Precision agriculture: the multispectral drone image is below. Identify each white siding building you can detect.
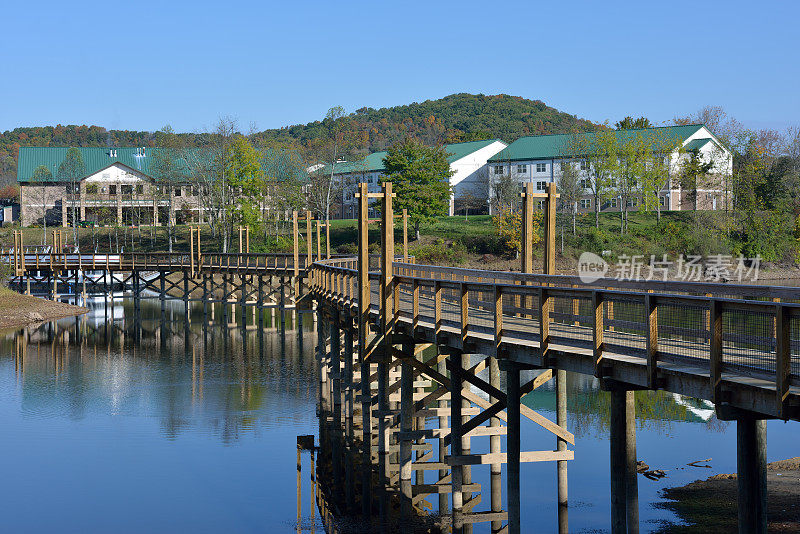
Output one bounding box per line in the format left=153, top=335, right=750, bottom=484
left=329, top=139, right=507, bottom=218
left=486, top=124, right=732, bottom=213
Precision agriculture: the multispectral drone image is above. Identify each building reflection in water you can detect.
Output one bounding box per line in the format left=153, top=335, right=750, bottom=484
left=3, top=298, right=318, bottom=444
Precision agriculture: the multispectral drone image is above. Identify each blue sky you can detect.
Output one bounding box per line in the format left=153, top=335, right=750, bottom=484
left=2, top=0, right=798, bottom=134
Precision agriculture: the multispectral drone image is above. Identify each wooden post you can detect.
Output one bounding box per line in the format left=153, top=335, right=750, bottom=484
left=710, top=299, right=723, bottom=403
left=489, top=355, right=503, bottom=534
left=377, top=183, right=394, bottom=524
left=646, top=294, right=658, bottom=389
left=609, top=389, right=627, bottom=534
left=325, top=220, right=331, bottom=260
left=306, top=211, right=313, bottom=267
left=737, top=415, right=767, bottom=534
left=544, top=182, right=556, bottom=274
left=593, top=291, right=605, bottom=377
left=776, top=304, right=791, bottom=419
left=504, top=360, right=521, bottom=534
left=292, top=211, right=300, bottom=299
left=556, top=368, right=569, bottom=534
left=316, top=220, right=322, bottom=261
left=438, top=352, right=450, bottom=516
left=190, top=226, right=195, bottom=277
left=521, top=182, right=534, bottom=274
left=399, top=340, right=414, bottom=513
left=356, top=182, right=372, bottom=519
left=402, top=208, right=408, bottom=262
left=451, top=350, right=465, bottom=534
left=330, top=309, right=342, bottom=497
left=626, top=390, right=639, bottom=534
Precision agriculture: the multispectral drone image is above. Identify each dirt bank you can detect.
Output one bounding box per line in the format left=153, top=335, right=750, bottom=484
left=658, top=457, right=800, bottom=533
left=0, top=288, right=87, bottom=330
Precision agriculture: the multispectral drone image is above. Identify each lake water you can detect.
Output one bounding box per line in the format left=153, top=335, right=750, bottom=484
left=1, top=298, right=797, bottom=533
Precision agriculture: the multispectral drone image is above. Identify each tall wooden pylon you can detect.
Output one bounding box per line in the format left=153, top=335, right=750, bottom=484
left=520, top=181, right=558, bottom=275
left=292, top=211, right=300, bottom=298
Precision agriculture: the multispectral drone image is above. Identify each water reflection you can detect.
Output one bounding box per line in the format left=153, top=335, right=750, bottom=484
left=2, top=297, right=797, bottom=533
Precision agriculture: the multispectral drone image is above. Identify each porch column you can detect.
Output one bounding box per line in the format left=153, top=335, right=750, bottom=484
left=79, top=182, right=86, bottom=221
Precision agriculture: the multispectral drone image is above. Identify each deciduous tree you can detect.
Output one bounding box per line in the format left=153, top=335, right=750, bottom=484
left=382, top=139, right=453, bottom=239
left=56, top=147, right=85, bottom=244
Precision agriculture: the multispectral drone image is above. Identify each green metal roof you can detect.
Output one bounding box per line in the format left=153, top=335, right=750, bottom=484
left=328, top=139, right=504, bottom=175
left=683, top=137, right=715, bottom=152
left=17, top=146, right=306, bottom=184
left=487, top=124, right=707, bottom=163
left=17, top=147, right=181, bottom=183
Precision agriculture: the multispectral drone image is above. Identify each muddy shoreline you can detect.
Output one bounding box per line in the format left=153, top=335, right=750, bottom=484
left=657, top=457, right=800, bottom=533
left=0, top=288, right=87, bottom=330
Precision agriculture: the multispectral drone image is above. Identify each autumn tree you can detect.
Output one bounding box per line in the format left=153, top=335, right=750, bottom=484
left=382, top=138, right=453, bottom=239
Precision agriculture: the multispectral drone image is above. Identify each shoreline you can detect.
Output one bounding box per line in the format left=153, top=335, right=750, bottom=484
left=657, top=457, right=800, bottom=533
left=0, top=287, right=88, bottom=331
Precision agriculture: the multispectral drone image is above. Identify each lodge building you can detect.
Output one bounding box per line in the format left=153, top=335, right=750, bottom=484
left=17, top=147, right=203, bottom=227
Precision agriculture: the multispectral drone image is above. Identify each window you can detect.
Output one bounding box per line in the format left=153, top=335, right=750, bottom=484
left=516, top=164, right=527, bottom=174
left=580, top=179, right=591, bottom=189
left=626, top=197, right=638, bottom=207
left=608, top=178, right=617, bottom=188
left=580, top=199, right=591, bottom=209
left=136, top=185, right=144, bottom=195
left=174, top=187, right=182, bottom=197
left=537, top=200, right=545, bottom=210
left=494, top=165, right=504, bottom=175
left=121, top=185, right=133, bottom=195
left=86, top=184, right=98, bottom=195
left=580, top=161, right=587, bottom=171
left=659, top=196, right=667, bottom=207
left=536, top=163, right=547, bottom=173
left=609, top=197, right=618, bottom=208
left=536, top=181, right=547, bottom=191
left=109, top=185, right=117, bottom=195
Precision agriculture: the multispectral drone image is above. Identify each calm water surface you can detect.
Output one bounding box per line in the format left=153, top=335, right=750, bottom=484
left=0, top=298, right=797, bottom=533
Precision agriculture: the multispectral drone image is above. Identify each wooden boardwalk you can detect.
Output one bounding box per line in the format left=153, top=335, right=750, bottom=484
left=5, top=189, right=797, bottom=533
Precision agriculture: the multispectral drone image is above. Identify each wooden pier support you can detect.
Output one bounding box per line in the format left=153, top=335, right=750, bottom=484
left=556, top=368, right=569, bottom=534
left=609, top=388, right=638, bottom=534
left=737, top=416, right=767, bottom=534
left=502, top=359, right=522, bottom=534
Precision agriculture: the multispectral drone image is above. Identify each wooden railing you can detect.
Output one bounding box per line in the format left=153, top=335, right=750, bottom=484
left=0, top=250, right=350, bottom=273
left=310, top=259, right=800, bottom=420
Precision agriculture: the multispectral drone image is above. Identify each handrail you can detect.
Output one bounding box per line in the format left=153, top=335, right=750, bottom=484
left=308, top=258, right=800, bottom=421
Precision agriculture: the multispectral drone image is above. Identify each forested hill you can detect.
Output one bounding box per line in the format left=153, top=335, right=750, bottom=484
left=251, top=93, right=599, bottom=152
left=1, top=93, right=598, bottom=182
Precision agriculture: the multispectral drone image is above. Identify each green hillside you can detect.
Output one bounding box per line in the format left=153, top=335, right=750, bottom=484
left=1, top=93, right=599, bottom=183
